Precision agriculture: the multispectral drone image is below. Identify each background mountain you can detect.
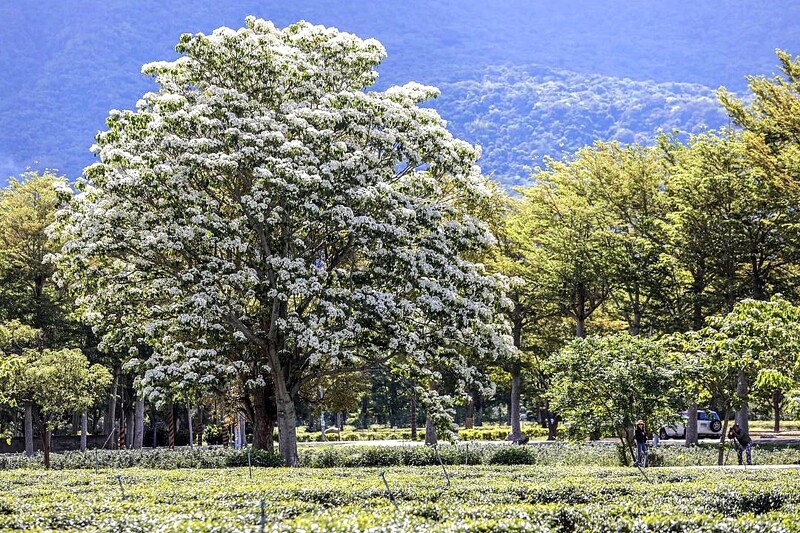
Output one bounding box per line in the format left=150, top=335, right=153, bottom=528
left=1, top=1, right=798, bottom=187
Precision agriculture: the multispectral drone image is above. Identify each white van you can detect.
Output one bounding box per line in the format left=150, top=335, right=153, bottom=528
left=658, top=410, right=723, bottom=439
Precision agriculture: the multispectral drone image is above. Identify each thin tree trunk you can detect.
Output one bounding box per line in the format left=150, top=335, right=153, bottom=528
left=685, top=404, right=698, bottom=446
left=618, top=430, right=631, bottom=467
left=473, top=389, right=483, bottom=426
left=238, top=412, right=247, bottom=449
left=125, top=404, right=134, bottom=449
left=42, top=423, right=51, bottom=469
left=508, top=305, right=523, bottom=442
left=187, top=404, right=194, bottom=449
left=24, top=403, right=34, bottom=457
left=409, top=382, right=417, bottom=440
left=544, top=403, right=559, bottom=441
left=80, top=411, right=88, bottom=451
left=508, top=362, right=522, bottom=441
left=717, top=406, right=732, bottom=466
left=464, top=396, right=474, bottom=429
left=104, top=366, right=120, bottom=439
left=167, top=404, right=175, bottom=450
left=134, top=398, right=144, bottom=449
left=773, top=390, right=783, bottom=433
left=197, top=406, right=204, bottom=446
left=152, top=412, right=158, bottom=448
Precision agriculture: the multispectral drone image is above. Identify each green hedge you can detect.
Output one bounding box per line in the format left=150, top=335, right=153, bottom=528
left=4, top=441, right=799, bottom=470
left=298, top=424, right=550, bottom=442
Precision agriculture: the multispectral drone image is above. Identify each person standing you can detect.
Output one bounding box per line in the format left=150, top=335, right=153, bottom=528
left=634, top=420, right=648, bottom=467
left=728, top=423, right=752, bottom=465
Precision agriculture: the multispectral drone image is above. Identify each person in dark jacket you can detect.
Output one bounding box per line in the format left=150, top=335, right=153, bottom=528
left=728, top=423, right=752, bottom=465
left=634, top=419, right=648, bottom=467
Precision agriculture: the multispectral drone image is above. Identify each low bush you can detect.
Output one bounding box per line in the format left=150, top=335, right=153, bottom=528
left=3, top=441, right=800, bottom=470
left=2, top=465, right=800, bottom=531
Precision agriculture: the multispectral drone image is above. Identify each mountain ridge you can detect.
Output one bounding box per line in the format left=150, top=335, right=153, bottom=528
left=1, top=1, right=797, bottom=186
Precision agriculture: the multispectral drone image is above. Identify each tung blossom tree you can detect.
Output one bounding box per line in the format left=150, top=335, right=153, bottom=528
left=52, top=18, right=514, bottom=465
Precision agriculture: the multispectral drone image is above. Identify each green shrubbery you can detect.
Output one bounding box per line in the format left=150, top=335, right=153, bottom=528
left=296, top=424, right=550, bottom=442
left=2, top=465, right=800, bottom=531
left=4, top=441, right=800, bottom=470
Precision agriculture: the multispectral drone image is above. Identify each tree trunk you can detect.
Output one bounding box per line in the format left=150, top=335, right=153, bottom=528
left=473, top=389, right=483, bottom=426
left=167, top=404, right=175, bottom=450
left=152, top=412, right=158, bottom=448
left=773, top=389, right=783, bottom=433
left=425, top=414, right=438, bottom=445
left=618, top=430, right=631, bottom=467
left=238, top=412, right=247, bottom=449
left=134, top=398, right=144, bottom=449
left=508, top=304, right=523, bottom=441
left=685, top=404, right=698, bottom=446
left=80, top=411, right=88, bottom=451
left=42, top=423, right=51, bottom=469
left=752, top=256, right=763, bottom=301
left=252, top=385, right=276, bottom=452
left=507, top=362, right=523, bottom=441
left=543, top=404, right=559, bottom=441
left=187, top=404, right=194, bottom=449
left=735, top=370, right=750, bottom=436
left=575, top=316, right=586, bottom=338
left=118, top=409, right=126, bottom=449
left=464, top=395, right=474, bottom=429
left=125, top=404, right=134, bottom=449
left=104, top=366, right=120, bottom=446
left=409, top=383, right=417, bottom=440
left=196, top=407, right=204, bottom=446
left=717, top=406, right=732, bottom=466
left=24, top=403, right=34, bottom=457
left=631, top=310, right=642, bottom=336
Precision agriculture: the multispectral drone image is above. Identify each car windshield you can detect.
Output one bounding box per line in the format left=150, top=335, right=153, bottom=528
left=697, top=411, right=720, bottom=421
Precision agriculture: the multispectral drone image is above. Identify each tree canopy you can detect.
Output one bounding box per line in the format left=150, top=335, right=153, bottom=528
left=53, top=18, right=514, bottom=464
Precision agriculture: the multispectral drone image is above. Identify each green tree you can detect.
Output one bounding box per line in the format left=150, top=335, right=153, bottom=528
left=718, top=50, right=800, bottom=198
left=0, top=172, right=70, bottom=344
left=562, top=142, right=676, bottom=335
left=517, top=154, right=615, bottom=338
left=53, top=18, right=513, bottom=465
left=16, top=348, right=111, bottom=467
left=546, top=333, right=682, bottom=465
left=500, top=195, right=567, bottom=440
left=704, top=296, right=800, bottom=437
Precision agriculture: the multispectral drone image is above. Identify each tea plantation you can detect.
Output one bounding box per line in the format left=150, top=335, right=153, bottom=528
left=2, top=463, right=800, bottom=532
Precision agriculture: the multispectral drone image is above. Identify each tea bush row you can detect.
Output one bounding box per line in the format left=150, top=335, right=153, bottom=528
left=3, top=441, right=800, bottom=470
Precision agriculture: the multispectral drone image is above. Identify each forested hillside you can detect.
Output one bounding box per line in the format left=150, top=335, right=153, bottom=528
left=435, top=66, right=728, bottom=187
left=0, top=1, right=798, bottom=185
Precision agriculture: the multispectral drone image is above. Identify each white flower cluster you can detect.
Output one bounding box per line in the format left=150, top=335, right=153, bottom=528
left=51, top=18, right=515, bottom=435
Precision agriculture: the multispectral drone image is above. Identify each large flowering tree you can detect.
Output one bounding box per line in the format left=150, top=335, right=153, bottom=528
left=53, top=18, right=513, bottom=464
